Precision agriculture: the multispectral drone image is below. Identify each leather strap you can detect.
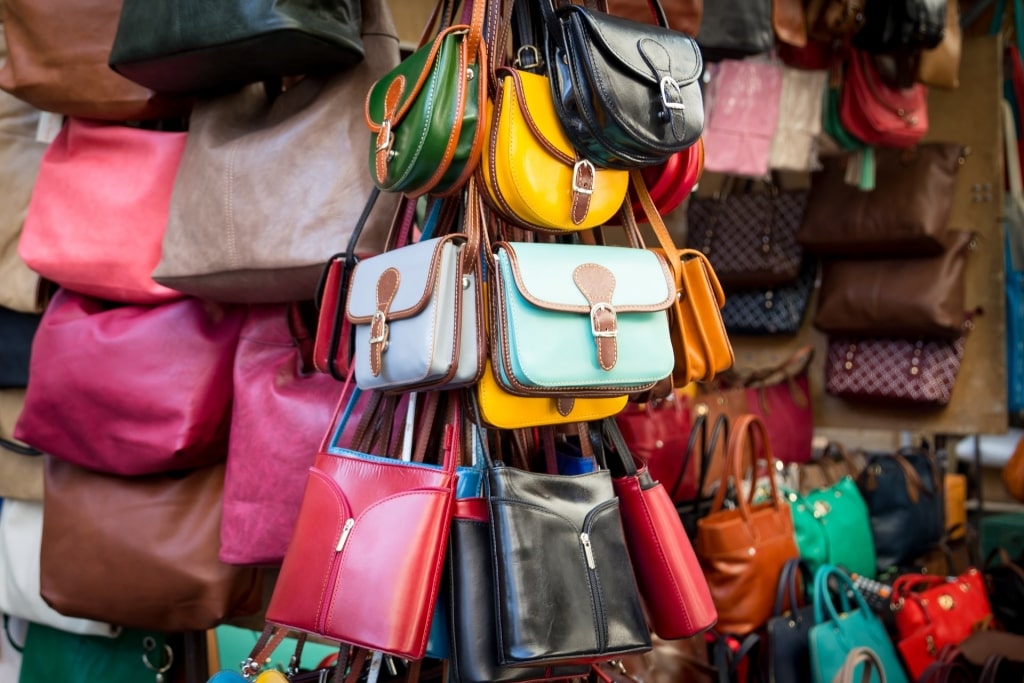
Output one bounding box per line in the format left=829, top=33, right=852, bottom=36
left=709, top=415, right=784, bottom=521
left=834, top=647, right=884, bottom=683
left=0, top=436, right=42, bottom=457
left=979, top=655, right=1008, bottom=683
left=241, top=626, right=290, bottom=677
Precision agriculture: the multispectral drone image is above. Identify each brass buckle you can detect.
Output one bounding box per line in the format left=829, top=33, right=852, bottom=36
left=572, top=159, right=595, bottom=195
left=375, top=119, right=393, bottom=153
left=369, top=311, right=389, bottom=349
left=513, top=44, right=543, bottom=70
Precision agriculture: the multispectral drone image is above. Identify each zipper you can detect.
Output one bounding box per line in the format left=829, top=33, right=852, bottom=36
left=578, top=530, right=604, bottom=649
left=336, top=518, right=355, bottom=552
left=318, top=516, right=355, bottom=633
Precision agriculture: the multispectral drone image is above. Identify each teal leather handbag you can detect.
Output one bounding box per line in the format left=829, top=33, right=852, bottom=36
left=490, top=241, right=676, bottom=397
left=809, top=565, right=909, bottom=683
left=787, top=477, right=877, bottom=579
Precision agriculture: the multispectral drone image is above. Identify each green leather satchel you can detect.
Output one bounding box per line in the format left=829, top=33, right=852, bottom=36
left=786, top=476, right=877, bottom=580
left=365, top=2, right=486, bottom=197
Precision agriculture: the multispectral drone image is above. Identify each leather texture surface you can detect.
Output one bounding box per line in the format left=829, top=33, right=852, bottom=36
left=13, top=290, right=243, bottom=476
left=853, top=0, right=945, bottom=52
left=787, top=476, right=877, bottom=579
left=696, top=0, right=773, bottom=57
left=487, top=464, right=651, bottom=665
left=40, top=457, right=264, bottom=631
left=721, top=256, right=817, bottom=336
left=153, top=0, right=399, bottom=303
left=0, top=307, right=38, bottom=388
left=544, top=3, right=704, bottom=168
left=614, top=391, right=695, bottom=501
left=0, top=389, right=43, bottom=501
left=798, top=143, right=966, bottom=257
left=109, top=0, right=364, bottom=94
left=19, top=119, right=187, bottom=304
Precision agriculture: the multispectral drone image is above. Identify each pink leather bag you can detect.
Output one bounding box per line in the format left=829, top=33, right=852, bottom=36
left=18, top=118, right=186, bottom=304
left=219, top=304, right=345, bottom=566
left=14, top=289, right=245, bottom=475
left=702, top=59, right=784, bottom=178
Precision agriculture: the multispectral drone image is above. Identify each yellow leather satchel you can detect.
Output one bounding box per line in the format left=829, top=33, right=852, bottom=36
left=481, top=67, right=628, bottom=232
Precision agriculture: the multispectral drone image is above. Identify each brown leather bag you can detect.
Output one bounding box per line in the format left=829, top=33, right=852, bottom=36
left=695, top=414, right=800, bottom=635
left=918, top=0, right=962, bottom=89
left=605, top=0, right=702, bottom=36
left=1002, top=434, right=1024, bottom=503
left=0, top=0, right=187, bottom=120
left=814, top=229, right=975, bottom=339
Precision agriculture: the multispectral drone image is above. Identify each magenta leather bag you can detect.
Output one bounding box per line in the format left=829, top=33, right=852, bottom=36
left=702, top=59, right=784, bottom=178
left=219, top=304, right=346, bottom=566
left=14, top=289, right=245, bottom=475
left=18, top=118, right=186, bottom=304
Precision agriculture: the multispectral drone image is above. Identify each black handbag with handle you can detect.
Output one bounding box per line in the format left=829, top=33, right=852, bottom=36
left=766, top=559, right=815, bottom=683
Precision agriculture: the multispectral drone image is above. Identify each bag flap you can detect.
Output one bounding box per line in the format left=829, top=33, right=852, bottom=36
left=496, top=241, right=674, bottom=313
left=507, top=69, right=574, bottom=162
left=561, top=7, right=702, bottom=88
left=346, top=236, right=462, bottom=322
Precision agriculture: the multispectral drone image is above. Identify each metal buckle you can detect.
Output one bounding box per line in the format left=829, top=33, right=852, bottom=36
left=589, top=302, right=617, bottom=338
left=369, top=310, right=389, bottom=346
left=659, top=76, right=686, bottom=111
left=572, top=159, right=595, bottom=195
left=513, top=44, right=543, bottom=70
left=375, top=119, right=393, bottom=153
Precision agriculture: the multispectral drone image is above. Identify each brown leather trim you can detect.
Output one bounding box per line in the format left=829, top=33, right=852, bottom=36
left=503, top=67, right=574, bottom=164
left=370, top=267, right=400, bottom=376
left=570, top=159, right=595, bottom=226
left=572, top=262, right=618, bottom=371
left=432, top=39, right=489, bottom=198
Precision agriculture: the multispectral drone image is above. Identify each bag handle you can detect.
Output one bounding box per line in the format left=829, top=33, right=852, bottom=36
left=773, top=557, right=813, bottom=617
left=240, top=625, right=292, bottom=677
left=813, top=565, right=873, bottom=627
left=834, top=647, right=886, bottom=683
left=708, top=415, right=784, bottom=525
left=0, top=436, right=42, bottom=457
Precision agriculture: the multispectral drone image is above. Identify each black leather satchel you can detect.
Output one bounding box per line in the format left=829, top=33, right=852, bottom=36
left=0, top=306, right=40, bottom=388
left=538, top=0, right=703, bottom=169
left=486, top=461, right=651, bottom=665
left=766, top=559, right=815, bottom=683
left=853, top=0, right=946, bottom=52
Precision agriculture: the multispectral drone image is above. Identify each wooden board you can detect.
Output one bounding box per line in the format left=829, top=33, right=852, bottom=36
left=722, top=36, right=1009, bottom=436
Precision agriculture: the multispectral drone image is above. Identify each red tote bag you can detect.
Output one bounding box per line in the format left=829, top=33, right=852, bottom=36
left=14, top=289, right=244, bottom=475
left=18, top=118, right=187, bottom=304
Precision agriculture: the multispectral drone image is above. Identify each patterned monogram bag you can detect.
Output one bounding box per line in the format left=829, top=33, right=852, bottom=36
left=720, top=256, right=817, bottom=335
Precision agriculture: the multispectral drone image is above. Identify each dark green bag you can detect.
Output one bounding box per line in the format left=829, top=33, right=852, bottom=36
left=109, top=0, right=364, bottom=94
left=18, top=622, right=172, bottom=683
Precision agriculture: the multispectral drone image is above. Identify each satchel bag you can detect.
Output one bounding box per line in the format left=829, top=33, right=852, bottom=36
left=787, top=477, right=877, bottom=579
left=481, top=66, right=628, bottom=231
left=798, top=143, right=967, bottom=257
left=18, top=119, right=188, bottom=304
left=604, top=419, right=717, bottom=639
left=721, top=256, right=817, bottom=336
left=892, top=570, right=993, bottom=680
left=0, top=307, right=38, bottom=388
left=856, top=448, right=945, bottom=571
left=14, top=290, right=244, bottom=476
left=808, top=565, right=909, bottom=683
left=983, top=548, right=1024, bottom=634
left=0, top=390, right=43, bottom=501
left=825, top=328, right=970, bottom=407
left=767, top=559, right=816, bottom=683
left=266, top=389, right=458, bottom=659
left=686, top=180, right=807, bottom=290
left=0, top=0, right=186, bottom=120
left=814, top=230, right=974, bottom=339
left=853, top=0, right=946, bottom=52
left=40, top=457, right=264, bottom=631
left=695, top=414, right=800, bottom=635
left=840, top=49, right=928, bottom=149
left=108, top=0, right=363, bottom=94
left=365, top=0, right=485, bottom=197
left=152, top=0, right=399, bottom=304
left=489, top=241, right=675, bottom=397
left=539, top=0, right=704, bottom=169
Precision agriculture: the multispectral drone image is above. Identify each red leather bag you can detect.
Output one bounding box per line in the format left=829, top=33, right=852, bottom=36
left=605, top=419, right=717, bottom=639
left=14, top=290, right=244, bottom=475
left=614, top=389, right=695, bottom=501
left=893, top=569, right=994, bottom=680
left=621, top=139, right=704, bottom=223
left=265, top=390, right=457, bottom=659
left=18, top=119, right=187, bottom=304
left=840, top=49, right=928, bottom=148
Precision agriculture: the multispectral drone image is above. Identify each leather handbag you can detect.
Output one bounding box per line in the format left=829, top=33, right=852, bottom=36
left=840, top=49, right=928, bottom=149
left=786, top=476, right=877, bottom=579
left=855, top=447, right=945, bottom=572
left=767, top=558, right=815, bottom=683
left=0, top=390, right=43, bottom=501
left=702, top=59, right=785, bottom=179
left=18, top=622, right=174, bottom=683
left=266, top=389, right=458, bottom=659
left=721, top=256, right=817, bottom=336
left=485, top=445, right=651, bottom=665
left=364, top=0, right=485, bottom=197
left=0, top=307, right=38, bottom=388
left=825, top=327, right=970, bottom=407
left=18, top=118, right=188, bottom=304
left=674, top=412, right=729, bottom=537
left=108, top=0, right=363, bottom=94
left=686, top=179, right=806, bottom=289
left=814, top=230, right=974, bottom=339
left=624, top=139, right=705, bottom=222
left=918, top=0, right=961, bottom=89
left=605, top=0, right=702, bottom=36
left=833, top=648, right=886, bottom=683
left=768, top=68, right=828, bottom=173
left=798, top=143, right=967, bottom=257
left=808, top=565, right=909, bottom=683
left=489, top=241, right=675, bottom=397
left=152, top=0, right=399, bottom=304
left=0, top=499, right=119, bottom=637
left=39, top=457, right=265, bottom=631
left=892, top=569, right=993, bottom=680
left=604, top=419, right=717, bottom=639
left=219, top=304, right=344, bottom=566
left=805, top=0, right=867, bottom=41
left=14, top=290, right=244, bottom=476
left=799, top=444, right=867, bottom=495
left=695, top=414, right=800, bottom=635
left=539, top=0, right=704, bottom=169
left=481, top=66, right=628, bottom=231
left=696, top=0, right=774, bottom=59
left=614, top=389, right=695, bottom=501
left=853, top=0, right=946, bottom=52
left=983, top=548, right=1024, bottom=634
left=0, top=0, right=186, bottom=120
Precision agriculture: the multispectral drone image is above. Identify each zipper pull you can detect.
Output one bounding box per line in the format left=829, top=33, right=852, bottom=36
left=580, top=532, right=596, bottom=569
left=335, top=518, right=355, bottom=552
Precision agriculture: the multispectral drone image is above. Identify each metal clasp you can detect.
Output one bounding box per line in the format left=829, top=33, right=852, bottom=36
left=659, top=76, right=686, bottom=111
left=369, top=310, right=389, bottom=349
left=572, top=159, right=595, bottom=195
left=590, top=302, right=617, bottom=338
left=375, top=119, right=393, bottom=153
left=513, top=44, right=543, bottom=70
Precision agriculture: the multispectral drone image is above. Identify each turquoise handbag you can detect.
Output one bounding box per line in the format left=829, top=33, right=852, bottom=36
left=786, top=477, right=877, bottom=579
left=490, top=242, right=676, bottom=397
left=808, top=565, right=909, bottom=683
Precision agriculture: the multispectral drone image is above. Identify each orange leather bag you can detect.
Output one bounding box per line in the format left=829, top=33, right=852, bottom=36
left=695, top=414, right=799, bottom=635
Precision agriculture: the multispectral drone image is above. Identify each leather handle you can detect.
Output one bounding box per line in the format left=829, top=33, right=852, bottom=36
left=773, top=558, right=811, bottom=617
left=0, top=436, right=42, bottom=457
left=979, top=655, right=1008, bottom=683
left=709, top=415, right=782, bottom=523
left=813, top=566, right=872, bottom=627
left=834, top=647, right=886, bottom=683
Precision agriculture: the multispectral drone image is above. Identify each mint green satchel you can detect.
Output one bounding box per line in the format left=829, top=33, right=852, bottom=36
left=787, top=477, right=877, bottom=579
